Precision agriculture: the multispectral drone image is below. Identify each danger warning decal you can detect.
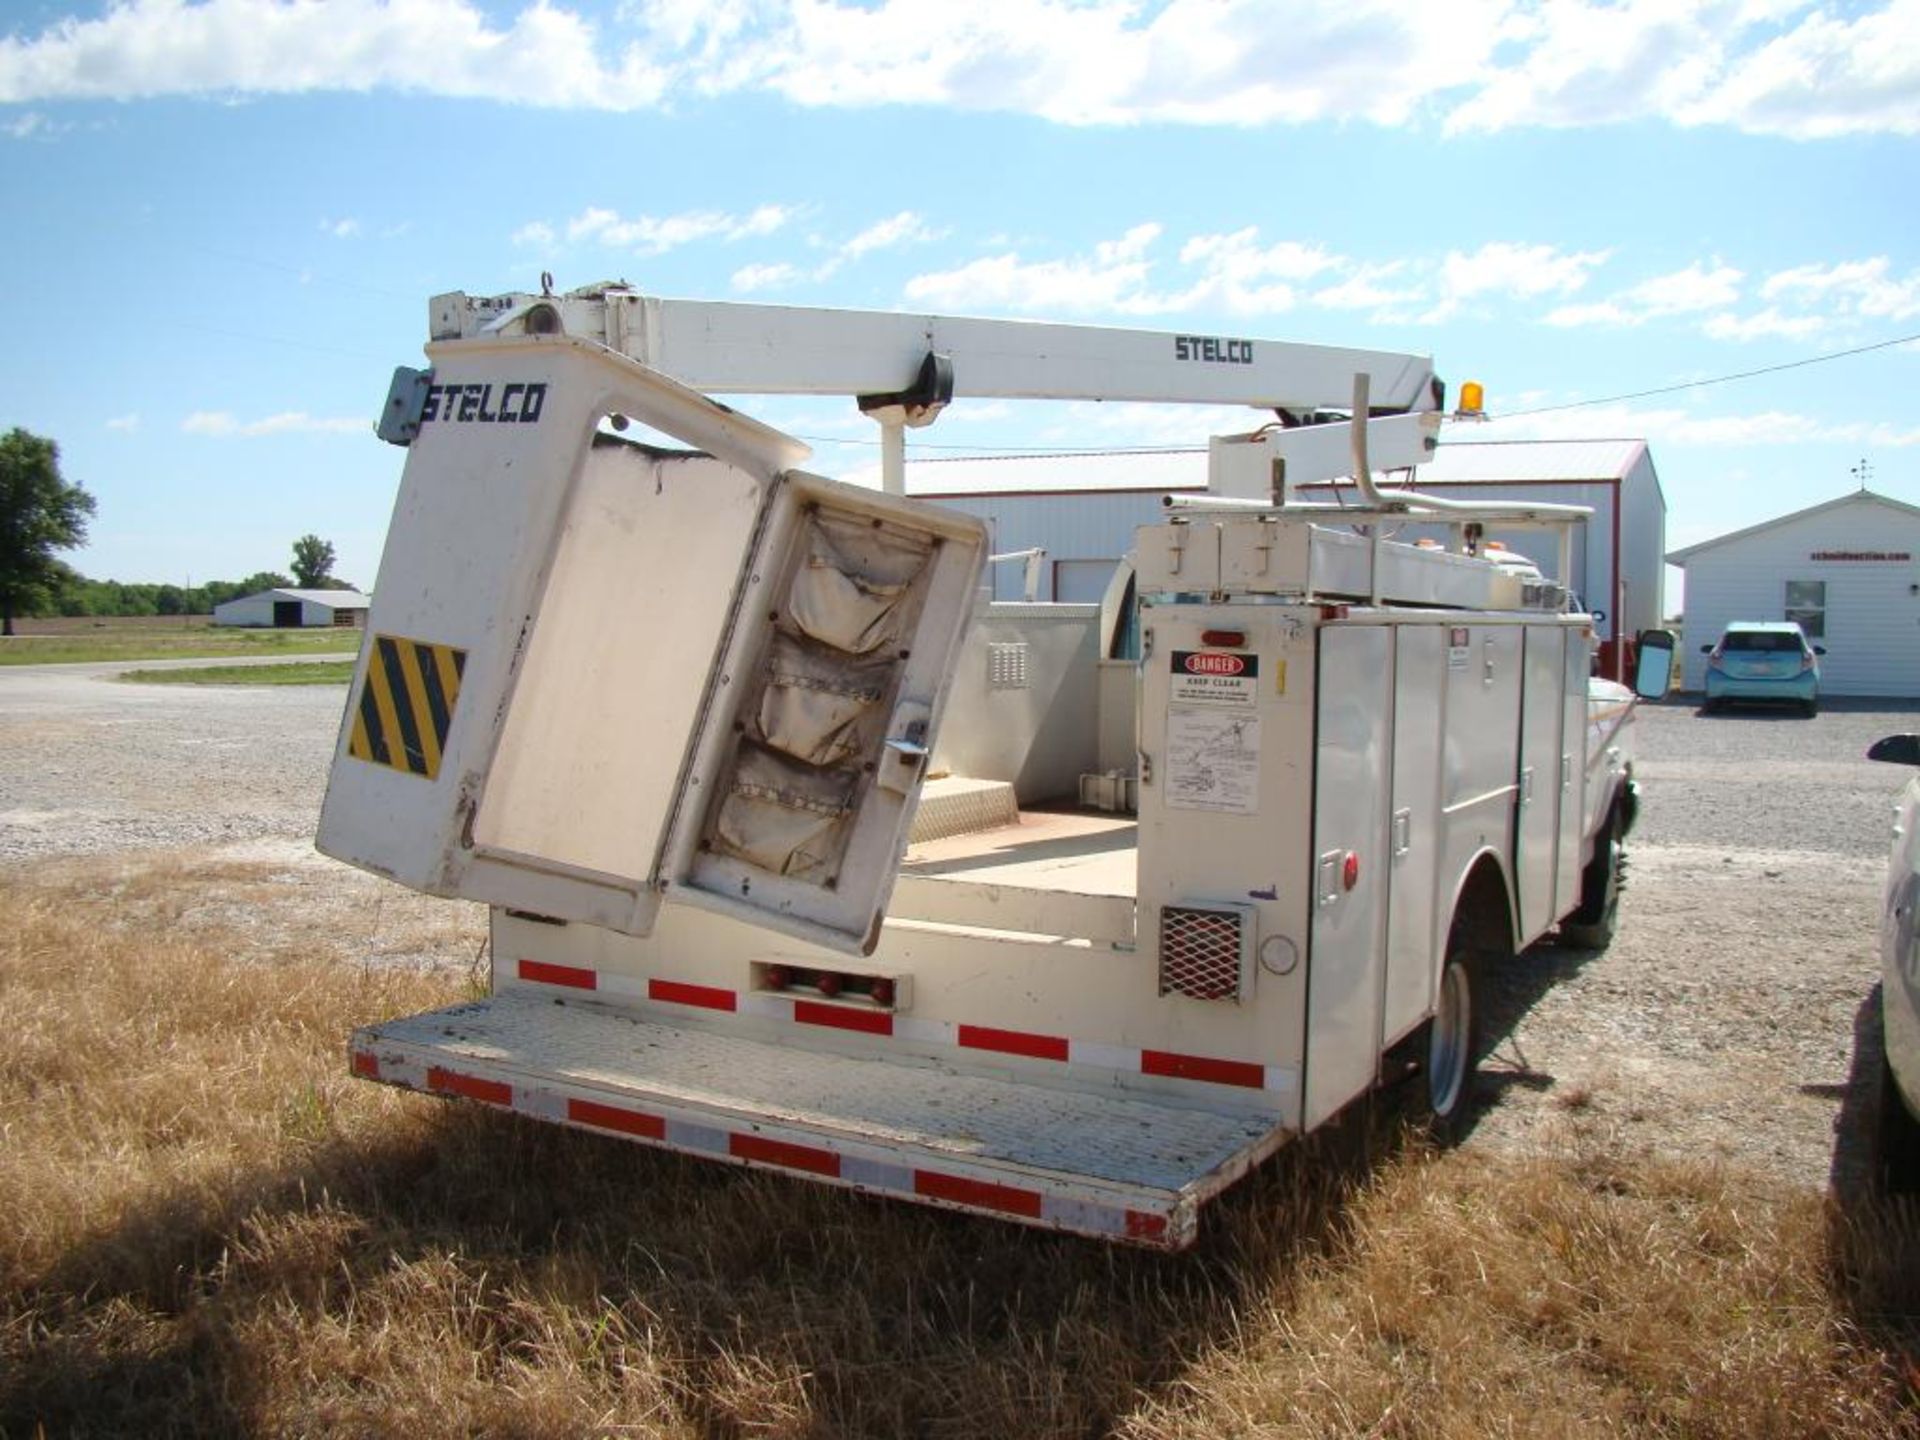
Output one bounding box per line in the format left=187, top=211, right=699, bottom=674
left=1170, top=650, right=1258, bottom=706
left=348, top=634, right=466, bottom=780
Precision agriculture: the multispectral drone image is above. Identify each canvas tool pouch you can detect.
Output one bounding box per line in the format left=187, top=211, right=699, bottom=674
left=712, top=745, right=858, bottom=880
left=785, top=512, right=933, bottom=656
left=752, top=635, right=891, bottom=768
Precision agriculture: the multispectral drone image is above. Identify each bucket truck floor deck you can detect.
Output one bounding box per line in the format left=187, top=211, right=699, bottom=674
left=904, top=810, right=1137, bottom=894
left=891, top=810, right=1138, bottom=943
left=351, top=989, right=1285, bottom=1249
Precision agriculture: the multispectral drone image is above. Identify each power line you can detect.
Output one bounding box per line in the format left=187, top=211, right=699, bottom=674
left=1492, top=328, right=1920, bottom=419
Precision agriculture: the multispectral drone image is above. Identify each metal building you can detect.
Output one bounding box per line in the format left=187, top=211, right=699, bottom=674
left=1668, top=489, right=1920, bottom=697
left=907, top=438, right=1666, bottom=679
left=212, top=587, right=370, bottom=628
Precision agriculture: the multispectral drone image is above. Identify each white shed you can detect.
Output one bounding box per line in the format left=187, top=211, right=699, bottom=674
left=1668, top=490, right=1920, bottom=697
left=907, top=438, right=1665, bottom=679
left=213, top=587, right=370, bottom=629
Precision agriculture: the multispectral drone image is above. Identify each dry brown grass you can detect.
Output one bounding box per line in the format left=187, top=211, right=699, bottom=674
left=3, top=861, right=1916, bottom=1439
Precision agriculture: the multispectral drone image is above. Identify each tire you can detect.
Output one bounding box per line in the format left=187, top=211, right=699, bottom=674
left=1562, top=812, right=1622, bottom=949
left=1409, top=945, right=1483, bottom=1145
left=1876, top=1050, right=1920, bottom=1197
left=1804, top=698, right=1820, bottom=718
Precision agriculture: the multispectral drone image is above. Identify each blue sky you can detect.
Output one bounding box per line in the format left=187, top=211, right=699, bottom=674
left=3, top=0, right=1917, bottom=606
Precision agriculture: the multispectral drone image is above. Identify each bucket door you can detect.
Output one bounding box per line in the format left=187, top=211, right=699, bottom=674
left=319, top=334, right=986, bottom=955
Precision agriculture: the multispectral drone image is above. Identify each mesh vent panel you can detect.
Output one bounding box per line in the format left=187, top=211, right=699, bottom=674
left=1159, top=906, right=1245, bottom=1001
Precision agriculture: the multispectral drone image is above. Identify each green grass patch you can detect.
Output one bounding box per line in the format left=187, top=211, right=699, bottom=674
left=119, top=660, right=357, bottom=687
left=0, top=629, right=361, bottom=667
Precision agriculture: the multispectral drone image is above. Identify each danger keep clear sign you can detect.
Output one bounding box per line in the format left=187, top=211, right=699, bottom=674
left=1170, top=650, right=1258, bottom=707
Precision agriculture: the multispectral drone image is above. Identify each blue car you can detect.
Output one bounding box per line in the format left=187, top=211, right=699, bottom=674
left=1701, top=621, right=1825, bottom=716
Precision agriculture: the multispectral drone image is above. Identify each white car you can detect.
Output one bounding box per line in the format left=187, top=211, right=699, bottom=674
left=1868, top=733, right=1920, bottom=1193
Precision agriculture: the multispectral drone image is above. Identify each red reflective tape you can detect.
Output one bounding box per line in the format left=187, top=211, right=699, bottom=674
left=957, top=1024, right=1069, bottom=1062
left=729, top=1132, right=842, bottom=1177
left=567, top=1097, right=666, bottom=1140
left=350, top=1050, right=380, bottom=1080
left=648, top=978, right=737, bottom=1012
left=1126, top=1210, right=1170, bottom=1242
left=794, top=1000, right=894, bottom=1036
left=519, top=958, right=597, bottom=990
left=913, top=1170, right=1044, bottom=1219
left=1141, top=1049, right=1266, bottom=1089
left=426, top=1066, right=511, bottom=1106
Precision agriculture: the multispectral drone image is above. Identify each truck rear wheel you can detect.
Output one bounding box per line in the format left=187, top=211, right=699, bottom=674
left=1412, top=946, right=1483, bottom=1145
left=1562, top=812, right=1622, bottom=949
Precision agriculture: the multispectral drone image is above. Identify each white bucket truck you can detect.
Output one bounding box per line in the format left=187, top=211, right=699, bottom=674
left=321, top=283, right=1669, bottom=1249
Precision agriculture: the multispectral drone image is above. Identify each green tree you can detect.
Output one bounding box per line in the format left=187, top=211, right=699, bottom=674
left=0, top=428, right=95, bottom=636
left=290, top=534, right=337, bottom=589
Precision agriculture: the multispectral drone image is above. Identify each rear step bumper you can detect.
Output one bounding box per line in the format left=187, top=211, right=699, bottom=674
left=351, top=992, right=1291, bottom=1249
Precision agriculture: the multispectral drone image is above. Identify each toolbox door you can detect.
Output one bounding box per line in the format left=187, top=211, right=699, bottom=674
left=1305, top=623, right=1394, bottom=1131
left=1515, top=626, right=1567, bottom=944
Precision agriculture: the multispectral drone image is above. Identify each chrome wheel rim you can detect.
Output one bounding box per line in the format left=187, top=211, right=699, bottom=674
left=1429, top=961, right=1470, bottom=1117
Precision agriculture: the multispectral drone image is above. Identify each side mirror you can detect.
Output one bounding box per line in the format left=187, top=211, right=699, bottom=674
left=1869, top=734, right=1920, bottom=767
left=1814, top=645, right=1827, bottom=656
left=1633, top=629, right=1676, bottom=701
left=1699, top=644, right=1713, bottom=654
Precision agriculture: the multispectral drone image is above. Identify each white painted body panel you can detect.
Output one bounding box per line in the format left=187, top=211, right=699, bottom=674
left=1882, top=773, right=1920, bottom=1122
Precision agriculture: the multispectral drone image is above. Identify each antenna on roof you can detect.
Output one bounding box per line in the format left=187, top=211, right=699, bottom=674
left=1852, top=457, right=1873, bottom=491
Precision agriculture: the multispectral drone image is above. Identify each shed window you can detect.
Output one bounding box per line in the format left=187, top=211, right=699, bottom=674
left=1784, top=580, right=1825, bottom=640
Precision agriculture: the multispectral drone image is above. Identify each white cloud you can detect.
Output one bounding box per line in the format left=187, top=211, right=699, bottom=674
left=1311, top=262, right=1423, bottom=314
left=1544, top=261, right=1744, bottom=328
left=511, top=220, right=557, bottom=250
left=320, top=216, right=360, bottom=239
left=1701, top=307, right=1829, bottom=341
left=1622, top=261, right=1745, bottom=316
left=0, top=0, right=671, bottom=109
left=903, top=224, right=1183, bottom=315
left=732, top=261, right=804, bottom=293
left=3, top=0, right=1913, bottom=138
left=1760, top=257, right=1920, bottom=321
left=725, top=211, right=941, bottom=294
left=1424, top=241, right=1610, bottom=321
left=843, top=210, right=938, bottom=260
left=5, top=109, right=62, bottom=138
left=556, top=203, right=796, bottom=255
left=105, top=413, right=140, bottom=433
left=182, top=411, right=365, bottom=437
left=1679, top=0, right=1920, bottom=139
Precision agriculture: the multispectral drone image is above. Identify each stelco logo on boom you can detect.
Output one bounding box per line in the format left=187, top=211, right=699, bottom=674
left=420, top=381, right=548, bottom=425
left=1184, top=652, right=1247, bottom=676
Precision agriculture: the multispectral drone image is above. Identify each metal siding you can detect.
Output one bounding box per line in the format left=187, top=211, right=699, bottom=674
left=1619, top=450, right=1668, bottom=636
left=1678, top=496, right=1920, bottom=696
left=935, top=493, right=1166, bottom=600
left=212, top=596, right=276, bottom=627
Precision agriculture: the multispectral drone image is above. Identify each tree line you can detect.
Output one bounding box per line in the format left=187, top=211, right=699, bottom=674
left=2, top=425, right=350, bottom=631
left=35, top=565, right=313, bottom=619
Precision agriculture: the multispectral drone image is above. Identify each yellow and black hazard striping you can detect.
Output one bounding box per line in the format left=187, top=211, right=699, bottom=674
left=348, top=634, right=467, bottom=780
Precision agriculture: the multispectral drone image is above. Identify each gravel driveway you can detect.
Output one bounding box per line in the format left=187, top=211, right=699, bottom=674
left=0, top=662, right=1907, bottom=1191
left=0, top=660, right=341, bottom=860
